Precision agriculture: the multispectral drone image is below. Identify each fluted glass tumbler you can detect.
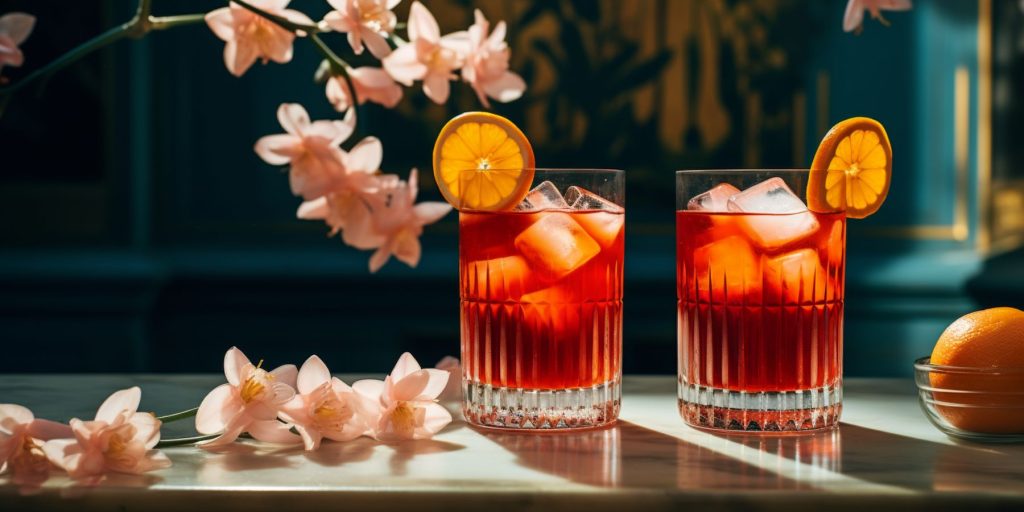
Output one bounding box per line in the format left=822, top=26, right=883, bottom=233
left=460, top=169, right=624, bottom=430
left=676, top=170, right=844, bottom=432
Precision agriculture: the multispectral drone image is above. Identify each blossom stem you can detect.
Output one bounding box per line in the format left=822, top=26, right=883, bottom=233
left=154, top=434, right=219, bottom=448
left=230, top=0, right=321, bottom=34
left=156, top=407, right=199, bottom=423
left=151, top=14, right=208, bottom=31
left=0, top=0, right=206, bottom=105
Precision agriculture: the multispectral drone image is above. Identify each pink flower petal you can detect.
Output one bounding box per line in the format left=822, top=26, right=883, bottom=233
left=128, top=412, right=163, bottom=449
left=382, top=44, right=427, bottom=85
left=418, top=402, right=453, bottom=436
left=41, top=438, right=79, bottom=471
left=271, top=364, right=298, bottom=388
left=247, top=420, right=301, bottom=444
left=27, top=419, right=72, bottom=441
left=345, top=137, right=383, bottom=173
left=368, top=241, right=395, bottom=273
left=331, top=377, right=353, bottom=394
left=224, top=38, right=259, bottom=77
left=325, top=76, right=352, bottom=112
left=276, top=103, right=310, bottom=136
left=0, top=13, right=36, bottom=45
left=297, top=197, right=329, bottom=220
left=392, top=231, right=422, bottom=267
left=413, top=201, right=452, bottom=225
left=362, top=31, right=392, bottom=59
left=94, top=387, right=141, bottom=423
left=422, top=72, right=451, bottom=104
left=224, top=347, right=251, bottom=386
left=390, top=352, right=422, bottom=381
left=281, top=9, right=315, bottom=27
left=352, top=379, right=386, bottom=402
left=407, top=2, right=440, bottom=43
left=296, top=355, right=332, bottom=395
left=843, top=0, right=866, bottom=32
left=0, top=404, right=33, bottom=429
left=390, top=370, right=431, bottom=401
left=195, top=383, right=240, bottom=434
left=482, top=72, right=526, bottom=103
left=204, top=8, right=235, bottom=41
left=254, top=134, right=302, bottom=165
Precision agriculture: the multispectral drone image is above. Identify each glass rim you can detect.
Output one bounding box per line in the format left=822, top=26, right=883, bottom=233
left=477, top=168, right=625, bottom=175
left=914, top=356, right=1024, bottom=375
left=675, top=168, right=809, bottom=175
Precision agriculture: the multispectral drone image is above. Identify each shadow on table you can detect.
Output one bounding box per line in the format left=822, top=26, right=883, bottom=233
left=717, top=423, right=1024, bottom=493
left=480, top=421, right=810, bottom=490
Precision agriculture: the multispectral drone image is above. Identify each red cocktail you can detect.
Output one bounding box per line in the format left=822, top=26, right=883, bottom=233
left=460, top=170, right=624, bottom=429
left=676, top=171, right=845, bottom=431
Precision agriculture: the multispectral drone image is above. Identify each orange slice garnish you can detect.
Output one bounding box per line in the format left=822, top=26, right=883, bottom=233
left=808, top=117, right=892, bottom=219
left=432, top=112, right=535, bottom=211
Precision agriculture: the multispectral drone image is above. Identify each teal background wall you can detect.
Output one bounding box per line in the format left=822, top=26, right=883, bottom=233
left=0, top=0, right=1021, bottom=376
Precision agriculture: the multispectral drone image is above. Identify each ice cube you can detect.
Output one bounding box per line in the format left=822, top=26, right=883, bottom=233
left=520, top=284, right=580, bottom=339
left=687, top=183, right=741, bottom=212
left=688, top=235, right=762, bottom=303
left=462, top=255, right=534, bottom=301
left=764, top=249, right=829, bottom=304
left=727, top=178, right=819, bottom=250
left=564, top=186, right=624, bottom=212
left=515, top=180, right=569, bottom=211
left=563, top=186, right=624, bottom=248
left=514, top=213, right=601, bottom=281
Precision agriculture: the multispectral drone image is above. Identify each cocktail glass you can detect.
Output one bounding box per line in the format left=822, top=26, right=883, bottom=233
left=460, top=168, right=625, bottom=430
left=676, top=169, right=845, bottom=432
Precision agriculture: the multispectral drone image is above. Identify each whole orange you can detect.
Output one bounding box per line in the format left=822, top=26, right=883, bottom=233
left=930, top=307, right=1024, bottom=434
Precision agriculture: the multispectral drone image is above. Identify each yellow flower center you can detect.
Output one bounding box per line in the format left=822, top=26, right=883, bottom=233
left=391, top=402, right=418, bottom=437
left=240, top=364, right=274, bottom=404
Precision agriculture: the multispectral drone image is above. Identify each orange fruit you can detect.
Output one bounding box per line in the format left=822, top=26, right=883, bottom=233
left=807, top=117, right=892, bottom=218
left=432, top=112, right=535, bottom=211
left=930, top=307, right=1024, bottom=434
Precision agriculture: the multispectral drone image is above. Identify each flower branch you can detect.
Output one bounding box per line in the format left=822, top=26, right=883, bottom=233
left=0, top=0, right=205, bottom=102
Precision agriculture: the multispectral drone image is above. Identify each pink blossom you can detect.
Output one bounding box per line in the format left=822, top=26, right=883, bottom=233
left=461, top=10, right=525, bottom=108
left=843, top=0, right=912, bottom=33
left=0, top=404, right=71, bottom=485
left=382, top=2, right=467, bottom=104
left=278, top=356, right=375, bottom=451
left=205, top=0, right=315, bottom=77
left=323, top=0, right=400, bottom=59
left=255, top=103, right=377, bottom=200
left=362, top=169, right=452, bottom=273
left=41, top=388, right=170, bottom=480
left=434, top=356, right=461, bottom=402
left=325, top=67, right=403, bottom=112
left=0, top=12, right=35, bottom=78
left=353, top=353, right=451, bottom=441
left=195, top=347, right=301, bottom=448
left=295, top=136, right=393, bottom=250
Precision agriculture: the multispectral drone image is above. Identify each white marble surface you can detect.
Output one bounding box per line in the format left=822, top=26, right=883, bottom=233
left=2, top=375, right=1023, bottom=511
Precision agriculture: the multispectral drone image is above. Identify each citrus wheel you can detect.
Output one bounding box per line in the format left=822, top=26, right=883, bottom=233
left=807, top=117, right=892, bottom=218
left=432, top=112, right=535, bottom=211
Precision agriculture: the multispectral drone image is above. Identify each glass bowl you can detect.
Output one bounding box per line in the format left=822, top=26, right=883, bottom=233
left=914, top=357, right=1024, bottom=443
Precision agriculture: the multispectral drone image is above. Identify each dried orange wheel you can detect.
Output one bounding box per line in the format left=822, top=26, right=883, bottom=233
left=432, top=112, right=535, bottom=211
left=808, top=117, right=892, bottom=219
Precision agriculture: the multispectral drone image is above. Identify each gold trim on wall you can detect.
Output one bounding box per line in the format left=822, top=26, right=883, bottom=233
left=863, top=66, right=971, bottom=241
left=977, top=0, right=993, bottom=252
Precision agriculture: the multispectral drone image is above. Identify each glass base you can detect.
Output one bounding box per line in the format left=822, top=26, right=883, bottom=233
left=463, top=379, right=621, bottom=430
left=678, top=382, right=842, bottom=432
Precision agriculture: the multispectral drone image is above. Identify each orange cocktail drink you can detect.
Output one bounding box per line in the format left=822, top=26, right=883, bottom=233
left=459, top=171, right=625, bottom=429
left=676, top=171, right=846, bottom=431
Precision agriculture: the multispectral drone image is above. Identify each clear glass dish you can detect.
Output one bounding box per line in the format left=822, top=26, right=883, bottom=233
left=914, top=356, right=1024, bottom=443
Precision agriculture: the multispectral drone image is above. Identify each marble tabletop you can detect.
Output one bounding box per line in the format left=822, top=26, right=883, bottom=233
left=1, top=375, right=1023, bottom=511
